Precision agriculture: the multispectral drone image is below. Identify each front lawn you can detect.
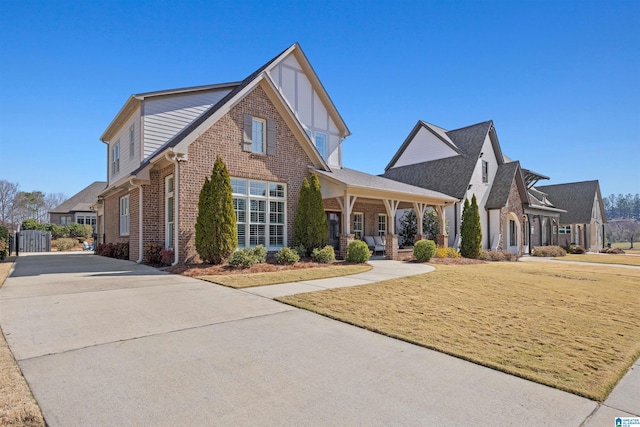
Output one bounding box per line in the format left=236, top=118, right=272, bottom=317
left=198, top=264, right=371, bottom=288
left=278, top=262, right=640, bottom=401
left=558, top=254, right=640, bottom=267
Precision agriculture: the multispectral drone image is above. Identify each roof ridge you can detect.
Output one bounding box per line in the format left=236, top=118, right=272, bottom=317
left=446, top=120, right=493, bottom=134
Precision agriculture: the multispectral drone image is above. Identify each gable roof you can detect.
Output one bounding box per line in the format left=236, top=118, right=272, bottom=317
left=382, top=121, right=495, bottom=199
left=127, top=43, right=347, bottom=177
left=535, top=180, right=605, bottom=224
left=486, top=161, right=526, bottom=209
left=49, top=181, right=107, bottom=214
left=384, top=121, right=461, bottom=170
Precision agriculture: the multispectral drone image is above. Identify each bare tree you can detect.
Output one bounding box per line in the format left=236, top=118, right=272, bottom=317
left=0, top=180, right=19, bottom=230
left=44, top=192, right=67, bottom=222
left=608, top=219, right=640, bottom=249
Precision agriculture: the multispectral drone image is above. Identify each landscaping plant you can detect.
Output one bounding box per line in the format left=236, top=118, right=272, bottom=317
left=275, top=247, right=300, bottom=265
left=294, top=174, right=328, bottom=254
left=460, top=195, right=482, bottom=259
left=311, top=245, right=335, bottom=263
left=0, top=225, right=9, bottom=260
left=195, top=156, right=237, bottom=264
left=346, top=240, right=370, bottom=263
left=413, top=239, right=436, bottom=262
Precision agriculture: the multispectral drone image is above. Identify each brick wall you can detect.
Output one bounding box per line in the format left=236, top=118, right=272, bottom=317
left=177, top=85, right=315, bottom=263
left=129, top=187, right=139, bottom=261
left=498, top=178, right=524, bottom=255
left=103, top=188, right=130, bottom=247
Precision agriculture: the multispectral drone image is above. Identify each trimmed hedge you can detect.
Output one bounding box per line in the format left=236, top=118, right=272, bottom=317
left=311, top=245, right=335, bottom=263
left=95, top=242, right=129, bottom=260
left=532, top=246, right=566, bottom=257
left=346, top=240, right=370, bottom=263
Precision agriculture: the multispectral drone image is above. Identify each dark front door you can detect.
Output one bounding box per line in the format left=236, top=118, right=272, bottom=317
left=327, top=212, right=341, bottom=250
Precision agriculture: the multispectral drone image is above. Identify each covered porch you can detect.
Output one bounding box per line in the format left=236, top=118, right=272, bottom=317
left=315, top=168, right=457, bottom=260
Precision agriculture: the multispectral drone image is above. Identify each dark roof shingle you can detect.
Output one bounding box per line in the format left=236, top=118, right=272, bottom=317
left=49, top=181, right=107, bottom=214
left=535, top=180, right=604, bottom=224
left=486, top=162, right=520, bottom=209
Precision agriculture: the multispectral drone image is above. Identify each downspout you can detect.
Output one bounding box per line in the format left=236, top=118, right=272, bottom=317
left=129, top=178, right=144, bottom=263
left=165, top=151, right=180, bottom=266
left=486, top=209, right=491, bottom=250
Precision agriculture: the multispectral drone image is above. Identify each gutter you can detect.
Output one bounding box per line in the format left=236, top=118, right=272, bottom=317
left=165, top=151, right=183, bottom=266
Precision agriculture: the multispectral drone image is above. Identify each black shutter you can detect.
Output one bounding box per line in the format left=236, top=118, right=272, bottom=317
left=243, top=114, right=253, bottom=152
left=267, top=119, right=276, bottom=156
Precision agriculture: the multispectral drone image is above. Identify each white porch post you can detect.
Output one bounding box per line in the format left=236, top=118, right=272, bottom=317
left=413, top=202, right=428, bottom=236
left=337, top=192, right=357, bottom=235
left=435, top=205, right=447, bottom=236
left=382, top=199, right=400, bottom=234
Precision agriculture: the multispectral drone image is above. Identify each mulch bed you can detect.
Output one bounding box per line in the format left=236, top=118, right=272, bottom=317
left=165, top=259, right=356, bottom=277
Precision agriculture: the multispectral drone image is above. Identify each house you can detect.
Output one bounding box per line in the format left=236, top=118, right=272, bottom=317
left=382, top=120, right=564, bottom=255
left=95, top=43, right=456, bottom=264
left=49, top=181, right=106, bottom=231
left=535, top=180, right=606, bottom=251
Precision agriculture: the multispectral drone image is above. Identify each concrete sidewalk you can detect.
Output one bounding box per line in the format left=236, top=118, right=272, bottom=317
left=0, top=253, right=636, bottom=426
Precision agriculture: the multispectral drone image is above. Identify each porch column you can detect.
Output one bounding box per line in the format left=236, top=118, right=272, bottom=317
left=435, top=205, right=448, bottom=248
left=382, top=199, right=400, bottom=234
left=336, top=193, right=357, bottom=235
left=413, top=202, right=428, bottom=238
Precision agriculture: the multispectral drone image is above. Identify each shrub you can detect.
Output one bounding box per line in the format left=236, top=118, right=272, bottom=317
left=228, top=248, right=258, bottom=268
left=21, top=219, right=45, bottom=231
left=275, top=247, right=300, bottom=265
left=311, top=245, right=335, bottom=263
left=478, top=250, right=518, bottom=261
left=144, top=243, right=163, bottom=264
left=48, top=224, right=69, bottom=239
left=292, top=244, right=306, bottom=258
left=160, top=248, right=174, bottom=265
left=346, top=240, right=370, bottom=263
left=95, top=242, right=129, bottom=260
left=600, top=247, right=625, bottom=254
left=532, top=246, right=566, bottom=257
left=68, top=222, right=92, bottom=239
left=0, top=225, right=9, bottom=260
left=570, top=245, right=586, bottom=254
left=251, top=245, right=267, bottom=263
left=55, top=238, right=77, bottom=251
left=399, top=210, right=418, bottom=247
left=294, top=174, right=328, bottom=254
left=195, top=156, right=237, bottom=264
left=413, top=239, right=436, bottom=262
left=460, top=195, right=482, bottom=259
left=434, top=247, right=459, bottom=258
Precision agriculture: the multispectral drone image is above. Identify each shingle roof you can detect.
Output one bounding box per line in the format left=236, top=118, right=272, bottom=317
left=316, top=167, right=457, bottom=201
left=132, top=44, right=293, bottom=175
left=486, top=162, right=520, bottom=209
left=535, top=180, right=604, bottom=224
left=382, top=121, right=494, bottom=199
left=49, top=181, right=107, bottom=214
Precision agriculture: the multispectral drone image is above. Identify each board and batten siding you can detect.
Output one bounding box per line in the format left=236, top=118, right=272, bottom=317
left=108, top=107, right=141, bottom=185
left=393, top=127, right=458, bottom=168
left=268, top=53, right=342, bottom=167
left=142, top=89, right=232, bottom=159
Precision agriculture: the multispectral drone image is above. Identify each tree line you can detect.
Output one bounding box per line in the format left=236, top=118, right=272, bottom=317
left=603, top=193, right=640, bottom=220
left=0, top=179, right=67, bottom=232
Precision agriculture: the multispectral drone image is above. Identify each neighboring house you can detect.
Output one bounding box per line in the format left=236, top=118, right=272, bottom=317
left=535, top=180, right=606, bottom=251
left=49, top=181, right=106, bottom=231
left=96, top=43, right=456, bottom=264
left=382, top=120, right=564, bottom=255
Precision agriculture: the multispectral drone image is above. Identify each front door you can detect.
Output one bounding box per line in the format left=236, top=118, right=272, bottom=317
left=327, top=212, right=341, bottom=250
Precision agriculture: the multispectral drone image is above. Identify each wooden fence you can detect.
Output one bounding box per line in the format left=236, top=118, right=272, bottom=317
left=18, top=230, right=51, bottom=252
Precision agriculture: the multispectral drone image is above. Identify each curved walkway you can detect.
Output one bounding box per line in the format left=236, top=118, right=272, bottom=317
left=242, top=259, right=434, bottom=298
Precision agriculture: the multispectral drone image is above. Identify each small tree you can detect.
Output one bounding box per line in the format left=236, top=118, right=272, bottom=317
left=195, top=156, right=237, bottom=264
left=294, top=174, right=328, bottom=254
left=423, top=208, right=441, bottom=240
left=460, top=195, right=482, bottom=258
left=399, top=210, right=418, bottom=246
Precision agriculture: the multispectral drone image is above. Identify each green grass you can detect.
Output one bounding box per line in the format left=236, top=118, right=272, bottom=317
left=278, top=262, right=640, bottom=401
left=199, top=264, right=372, bottom=288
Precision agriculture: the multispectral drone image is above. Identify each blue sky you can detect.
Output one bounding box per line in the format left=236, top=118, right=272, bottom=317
left=1, top=0, right=638, bottom=200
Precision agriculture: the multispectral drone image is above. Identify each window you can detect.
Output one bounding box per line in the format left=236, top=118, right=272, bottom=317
left=112, top=142, right=120, bottom=175
left=482, top=160, right=488, bottom=183
left=353, top=213, right=363, bottom=239
left=231, top=178, right=286, bottom=249
left=60, top=216, right=72, bottom=226
left=129, top=124, right=135, bottom=159
left=165, top=176, right=174, bottom=249
left=377, top=214, right=387, bottom=236
left=509, top=220, right=517, bottom=246
left=119, top=195, right=129, bottom=236
left=252, top=118, right=266, bottom=154
left=315, top=133, right=327, bottom=160
left=559, top=225, right=571, bottom=234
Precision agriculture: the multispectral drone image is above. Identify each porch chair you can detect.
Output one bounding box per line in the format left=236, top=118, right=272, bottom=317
left=364, top=235, right=385, bottom=255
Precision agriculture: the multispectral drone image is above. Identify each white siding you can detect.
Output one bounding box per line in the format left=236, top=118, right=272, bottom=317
left=142, top=89, right=231, bottom=158
left=108, top=108, right=141, bottom=185
left=269, top=53, right=342, bottom=167
left=394, top=127, right=458, bottom=168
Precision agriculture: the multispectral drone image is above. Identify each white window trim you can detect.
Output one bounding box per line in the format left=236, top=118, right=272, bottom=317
left=119, top=194, right=130, bottom=236
left=252, top=117, right=266, bottom=154
left=378, top=214, right=387, bottom=236
left=129, top=124, right=135, bottom=159
left=315, top=132, right=327, bottom=160
left=112, top=141, right=120, bottom=175
left=231, top=178, right=286, bottom=250
left=353, top=212, right=363, bottom=239
left=165, top=175, right=175, bottom=249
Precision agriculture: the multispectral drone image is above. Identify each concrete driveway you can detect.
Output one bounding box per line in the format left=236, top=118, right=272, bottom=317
left=0, top=252, right=615, bottom=426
